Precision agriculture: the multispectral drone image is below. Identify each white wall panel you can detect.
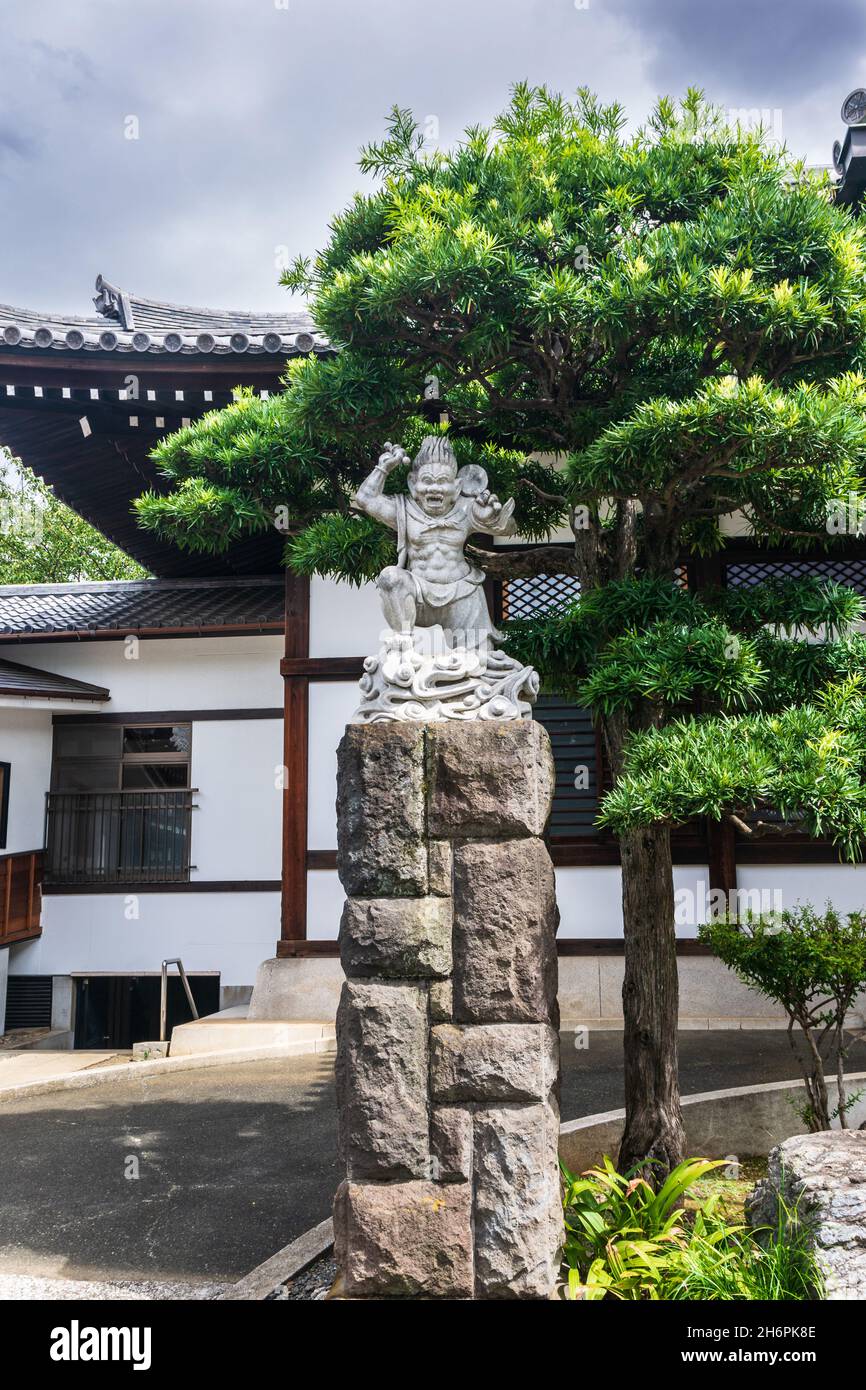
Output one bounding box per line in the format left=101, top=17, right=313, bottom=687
left=17, top=635, right=284, bottom=710
left=307, top=868, right=344, bottom=940
left=307, top=681, right=357, bottom=851
left=309, top=576, right=383, bottom=658
left=190, top=719, right=283, bottom=880
left=12, top=891, right=280, bottom=986
left=555, top=865, right=711, bottom=939
left=0, top=708, right=52, bottom=853
left=738, top=862, right=866, bottom=916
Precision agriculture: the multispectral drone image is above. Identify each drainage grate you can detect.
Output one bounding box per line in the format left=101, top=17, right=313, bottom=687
left=4, top=975, right=53, bottom=1030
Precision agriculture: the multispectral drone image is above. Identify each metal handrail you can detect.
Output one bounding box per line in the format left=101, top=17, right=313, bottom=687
left=160, top=957, right=199, bottom=1043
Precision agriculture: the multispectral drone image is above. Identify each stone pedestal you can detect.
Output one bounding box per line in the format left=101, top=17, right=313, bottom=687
left=333, top=720, right=562, bottom=1300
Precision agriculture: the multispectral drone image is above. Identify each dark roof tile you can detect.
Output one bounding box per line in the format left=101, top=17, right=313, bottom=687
left=0, top=657, right=109, bottom=700
left=0, top=578, right=285, bottom=639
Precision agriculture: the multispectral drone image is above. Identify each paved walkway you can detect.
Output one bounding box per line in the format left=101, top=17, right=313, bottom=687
left=0, top=1032, right=863, bottom=1294
left=0, top=1049, right=127, bottom=1088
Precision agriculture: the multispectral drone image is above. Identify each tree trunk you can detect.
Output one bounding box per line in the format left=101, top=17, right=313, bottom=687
left=617, top=822, right=686, bottom=1179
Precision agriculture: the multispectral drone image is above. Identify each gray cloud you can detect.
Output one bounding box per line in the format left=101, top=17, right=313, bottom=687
left=0, top=0, right=860, bottom=315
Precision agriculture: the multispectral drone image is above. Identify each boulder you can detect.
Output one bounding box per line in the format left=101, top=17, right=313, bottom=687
left=339, top=895, right=452, bottom=979
left=426, top=720, right=555, bottom=840
left=430, top=1022, right=559, bottom=1103
left=452, top=837, right=557, bottom=1023
left=334, top=1179, right=473, bottom=1299
left=747, top=1130, right=866, bottom=1300
left=337, top=724, right=428, bottom=896
left=335, top=980, right=430, bottom=1180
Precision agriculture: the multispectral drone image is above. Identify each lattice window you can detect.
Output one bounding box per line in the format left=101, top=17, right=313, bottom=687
left=500, top=572, right=581, bottom=622
left=725, top=558, right=866, bottom=593
left=532, top=695, right=600, bottom=838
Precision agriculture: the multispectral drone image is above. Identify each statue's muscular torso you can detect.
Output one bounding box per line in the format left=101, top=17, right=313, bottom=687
left=404, top=500, right=473, bottom=584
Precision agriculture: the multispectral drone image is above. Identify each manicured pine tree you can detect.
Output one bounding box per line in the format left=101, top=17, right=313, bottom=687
left=136, top=87, right=866, bottom=1178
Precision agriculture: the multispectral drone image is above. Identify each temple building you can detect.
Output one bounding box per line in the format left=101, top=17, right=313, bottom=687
left=0, top=276, right=863, bottom=1046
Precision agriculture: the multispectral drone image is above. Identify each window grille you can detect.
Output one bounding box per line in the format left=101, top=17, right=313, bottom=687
left=532, top=695, right=600, bottom=838
left=500, top=572, right=580, bottom=622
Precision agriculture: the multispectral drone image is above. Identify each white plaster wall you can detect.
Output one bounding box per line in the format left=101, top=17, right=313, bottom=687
left=304, top=862, right=713, bottom=943
left=308, top=681, right=357, bottom=850
left=307, top=867, right=345, bottom=940
left=309, top=576, right=383, bottom=659
left=738, top=862, right=866, bottom=916
left=16, top=635, right=284, bottom=710
left=0, top=707, right=52, bottom=853
left=190, top=719, right=283, bottom=880
left=11, top=892, right=279, bottom=986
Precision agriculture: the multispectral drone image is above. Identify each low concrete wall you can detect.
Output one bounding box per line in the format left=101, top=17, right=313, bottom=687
left=557, top=954, right=789, bottom=1027
left=248, top=957, right=344, bottom=1021
left=248, top=954, right=795, bottom=1027
left=559, top=1072, right=866, bottom=1171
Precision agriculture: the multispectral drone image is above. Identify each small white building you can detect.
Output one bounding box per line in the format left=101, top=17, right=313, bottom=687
left=0, top=278, right=863, bottom=1044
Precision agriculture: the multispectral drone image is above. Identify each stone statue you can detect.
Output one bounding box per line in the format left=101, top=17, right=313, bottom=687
left=350, top=436, right=539, bottom=722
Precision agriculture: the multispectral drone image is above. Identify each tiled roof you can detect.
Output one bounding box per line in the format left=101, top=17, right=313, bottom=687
left=0, top=657, right=109, bottom=701
left=0, top=275, right=329, bottom=358
left=0, top=577, right=285, bottom=639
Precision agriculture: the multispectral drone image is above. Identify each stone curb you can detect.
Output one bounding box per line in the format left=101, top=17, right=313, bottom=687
left=559, top=1070, right=866, bottom=1172
left=221, top=1219, right=335, bottom=1300
left=0, top=1038, right=336, bottom=1104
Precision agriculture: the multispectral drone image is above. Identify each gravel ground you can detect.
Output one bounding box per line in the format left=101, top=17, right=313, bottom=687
left=267, top=1253, right=338, bottom=1301
left=0, top=1273, right=229, bottom=1300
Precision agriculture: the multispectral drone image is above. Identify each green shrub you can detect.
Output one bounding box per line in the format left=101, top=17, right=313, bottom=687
left=700, top=903, right=866, bottom=1130
left=561, top=1157, right=821, bottom=1301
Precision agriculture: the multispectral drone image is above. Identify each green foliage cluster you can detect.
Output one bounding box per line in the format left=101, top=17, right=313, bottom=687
left=135, top=84, right=866, bottom=855
left=0, top=455, right=145, bottom=583
left=701, top=904, right=866, bottom=1129
left=561, top=1156, right=820, bottom=1301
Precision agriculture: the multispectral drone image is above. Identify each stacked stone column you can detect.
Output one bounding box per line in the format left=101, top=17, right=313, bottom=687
left=333, top=719, right=562, bottom=1300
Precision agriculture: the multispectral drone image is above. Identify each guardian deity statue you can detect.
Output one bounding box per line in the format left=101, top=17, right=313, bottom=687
left=350, top=436, right=539, bottom=721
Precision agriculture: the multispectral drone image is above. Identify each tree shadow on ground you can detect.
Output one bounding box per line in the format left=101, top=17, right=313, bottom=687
left=0, top=1055, right=338, bottom=1282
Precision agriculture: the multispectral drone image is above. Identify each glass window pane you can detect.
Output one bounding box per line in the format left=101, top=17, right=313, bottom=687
left=122, top=764, right=189, bottom=790
left=122, top=725, right=191, bottom=757
left=54, top=725, right=122, bottom=760
left=54, top=761, right=120, bottom=792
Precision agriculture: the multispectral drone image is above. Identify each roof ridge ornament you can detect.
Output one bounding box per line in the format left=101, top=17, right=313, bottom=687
left=93, top=274, right=135, bottom=330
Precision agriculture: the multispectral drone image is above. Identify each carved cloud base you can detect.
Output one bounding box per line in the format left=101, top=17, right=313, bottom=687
left=351, top=631, right=539, bottom=723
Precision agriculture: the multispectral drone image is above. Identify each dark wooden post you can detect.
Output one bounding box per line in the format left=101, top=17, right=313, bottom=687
left=278, top=572, right=310, bottom=952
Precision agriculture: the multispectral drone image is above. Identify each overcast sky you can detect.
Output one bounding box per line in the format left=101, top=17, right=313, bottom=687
left=1, top=0, right=863, bottom=316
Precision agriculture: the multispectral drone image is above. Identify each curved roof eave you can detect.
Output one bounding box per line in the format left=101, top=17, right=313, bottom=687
left=0, top=274, right=331, bottom=359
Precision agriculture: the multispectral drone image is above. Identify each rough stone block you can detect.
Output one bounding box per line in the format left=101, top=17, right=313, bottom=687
left=335, top=981, right=430, bottom=1180
left=431, top=1023, right=559, bottom=1103
left=339, top=895, right=452, bottom=979
left=428, top=840, right=453, bottom=896
left=431, top=1106, right=473, bottom=1183
left=426, top=720, right=555, bottom=840
left=334, top=1179, right=473, bottom=1299
left=337, top=724, right=428, bottom=896
left=473, top=1102, right=563, bottom=1299
left=429, top=978, right=453, bottom=1022
left=747, top=1131, right=866, bottom=1300
left=452, top=838, right=557, bottom=1023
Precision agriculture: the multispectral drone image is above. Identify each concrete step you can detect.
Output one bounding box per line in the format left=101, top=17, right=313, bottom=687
left=169, top=1011, right=336, bottom=1058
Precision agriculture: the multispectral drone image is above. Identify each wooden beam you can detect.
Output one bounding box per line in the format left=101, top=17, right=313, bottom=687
left=280, top=656, right=364, bottom=679
left=707, top=819, right=737, bottom=900
left=281, top=573, right=310, bottom=944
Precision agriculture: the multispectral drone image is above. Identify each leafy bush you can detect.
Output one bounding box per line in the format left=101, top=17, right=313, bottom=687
left=561, top=1157, right=821, bottom=1301
left=700, top=903, right=866, bottom=1130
